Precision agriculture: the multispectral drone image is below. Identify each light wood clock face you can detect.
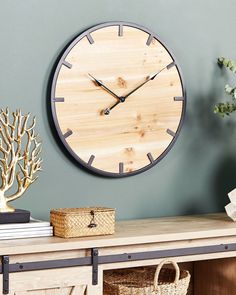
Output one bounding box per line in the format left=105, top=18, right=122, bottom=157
left=50, top=22, right=186, bottom=177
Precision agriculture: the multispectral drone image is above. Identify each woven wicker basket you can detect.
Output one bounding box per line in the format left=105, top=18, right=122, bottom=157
left=104, top=259, right=190, bottom=295
left=50, top=207, right=115, bottom=238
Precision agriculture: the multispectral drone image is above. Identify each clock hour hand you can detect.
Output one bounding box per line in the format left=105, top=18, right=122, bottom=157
left=88, top=73, right=120, bottom=101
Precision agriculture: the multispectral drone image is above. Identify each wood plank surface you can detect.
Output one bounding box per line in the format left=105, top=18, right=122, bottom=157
left=194, top=258, right=236, bottom=295
left=0, top=213, right=234, bottom=255
left=9, top=235, right=236, bottom=265
left=0, top=266, right=93, bottom=294
left=3, top=269, right=103, bottom=295
left=54, top=24, right=184, bottom=174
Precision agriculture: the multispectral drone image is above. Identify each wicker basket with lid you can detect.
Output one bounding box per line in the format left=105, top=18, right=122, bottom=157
left=50, top=207, right=115, bottom=238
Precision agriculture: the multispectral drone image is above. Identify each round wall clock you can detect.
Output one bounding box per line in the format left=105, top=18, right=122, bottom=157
left=50, top=22, right=186, bottom=177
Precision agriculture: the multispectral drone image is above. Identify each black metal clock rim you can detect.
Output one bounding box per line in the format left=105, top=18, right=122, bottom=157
left=50, top=21, right=186, bottom=178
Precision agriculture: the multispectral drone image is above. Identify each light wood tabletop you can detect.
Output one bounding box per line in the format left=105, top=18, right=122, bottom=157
left=0, top=213, right=234, bottom=255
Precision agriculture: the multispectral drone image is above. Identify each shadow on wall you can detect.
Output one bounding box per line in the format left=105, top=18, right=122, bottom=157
left=187, top=61, right=236, bottom=147
left=181, top=159, right=236, bottom=215
left=207, top=66, right=236, bottom=210
left=213, top=156, right=236, bottom=210
left=185, top=61, right=236, bottom=212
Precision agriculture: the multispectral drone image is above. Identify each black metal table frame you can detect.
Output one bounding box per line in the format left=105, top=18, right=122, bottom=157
left=1, top=242, right=235, bottom=294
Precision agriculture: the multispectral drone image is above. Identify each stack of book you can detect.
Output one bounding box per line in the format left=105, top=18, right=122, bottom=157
left=0, top=218, right=53, bottom=240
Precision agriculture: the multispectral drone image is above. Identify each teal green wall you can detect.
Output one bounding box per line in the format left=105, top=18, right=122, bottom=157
left=0, top=0, right=236, bottom=220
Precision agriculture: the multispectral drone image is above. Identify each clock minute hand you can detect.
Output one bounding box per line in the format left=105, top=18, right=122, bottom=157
left=88, top=73, right=120, bottom=101
left=123, top=64, right=170, bottom=100
left=103, top=62, right=174, bottom=115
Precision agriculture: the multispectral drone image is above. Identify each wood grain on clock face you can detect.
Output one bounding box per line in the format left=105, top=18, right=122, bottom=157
left=51, top=22, right=185, bottom=177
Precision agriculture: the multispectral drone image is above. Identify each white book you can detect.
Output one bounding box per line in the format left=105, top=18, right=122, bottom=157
left=0, top=226, right=53, bottom=235
left=0, top=231, right=53, bottom=240
left=0, top=228, right=53, bottom=237
left=0, top=217, right=50, bottom=230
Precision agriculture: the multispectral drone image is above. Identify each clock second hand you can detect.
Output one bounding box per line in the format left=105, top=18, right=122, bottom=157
left=103, top=64, right=169, bottom=115
left=104, top=100, right=121, bottom=115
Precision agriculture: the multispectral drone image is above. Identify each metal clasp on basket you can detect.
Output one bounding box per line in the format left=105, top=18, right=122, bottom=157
left=88, top=210, right=97, bottom=228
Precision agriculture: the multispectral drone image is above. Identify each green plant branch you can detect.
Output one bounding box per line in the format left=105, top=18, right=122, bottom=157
left=214, top=102, right=236, bottom=117
left=214, top=57, right=236, bottom=117
left=218, top=57, right=236, bottom=73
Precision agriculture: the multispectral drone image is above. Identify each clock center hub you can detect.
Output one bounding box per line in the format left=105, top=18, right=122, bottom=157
left=120, top=96, right=126, bottom=103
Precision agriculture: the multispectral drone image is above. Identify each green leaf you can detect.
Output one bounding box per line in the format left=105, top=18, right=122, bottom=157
left=214, top=102, right=236, bottom=117
left=224, top=84, right=236, bottom=99
left=214, top=57, right=236, bottom=117
left=218, top=57, right=236, bottom=73
left=225, top=84, right=233, bottom=94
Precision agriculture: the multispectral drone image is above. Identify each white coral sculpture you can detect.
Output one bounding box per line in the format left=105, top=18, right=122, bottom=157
left=0, top=108, right=42, bottom=213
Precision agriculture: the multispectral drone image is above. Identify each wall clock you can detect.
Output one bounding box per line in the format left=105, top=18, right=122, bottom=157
left=50, top=22, right=186, bottom=177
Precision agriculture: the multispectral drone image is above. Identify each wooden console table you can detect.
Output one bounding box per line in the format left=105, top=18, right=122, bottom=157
left=0, top=213, right=236, bottom=295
